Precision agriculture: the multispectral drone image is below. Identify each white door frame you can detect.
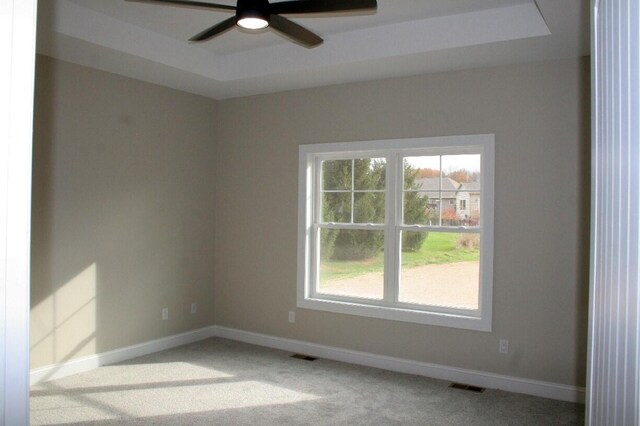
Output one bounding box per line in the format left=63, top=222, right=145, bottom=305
left=1, top=0, right=38, bottom=424
left=587, top=0, right=640, bottom=424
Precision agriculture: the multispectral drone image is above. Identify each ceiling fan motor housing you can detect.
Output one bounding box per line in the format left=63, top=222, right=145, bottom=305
left=236, top=0, right=271, bottom=25
left=129, top=0, right=377, bottom=47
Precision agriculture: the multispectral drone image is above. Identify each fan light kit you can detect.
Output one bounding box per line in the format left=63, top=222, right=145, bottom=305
left=236, top=0, right=270, bottom=29
left=237, top=17, right=269, bottom=30
left=128, top=0, right=378, bottom=48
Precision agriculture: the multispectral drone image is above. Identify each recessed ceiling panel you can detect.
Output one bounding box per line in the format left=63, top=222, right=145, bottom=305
left=68, top=0, right=532, bottom=54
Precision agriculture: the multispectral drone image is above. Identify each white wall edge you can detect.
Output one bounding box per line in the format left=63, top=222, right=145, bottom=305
left=30, top=324, right=585, bottom=404
left=30, top=325, right=217, bottom=386
left=214, top=326, right=585, bottom=404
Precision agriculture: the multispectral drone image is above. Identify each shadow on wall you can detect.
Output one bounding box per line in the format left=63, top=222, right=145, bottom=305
left=574, top=54, right=591, bottom=387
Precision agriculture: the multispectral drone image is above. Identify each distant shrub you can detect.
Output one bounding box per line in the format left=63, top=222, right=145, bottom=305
left=456, top=234, right=480, bottom=249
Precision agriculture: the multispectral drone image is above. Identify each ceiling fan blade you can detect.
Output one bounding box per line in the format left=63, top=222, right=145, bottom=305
left=269, top=14, right=323, bottom=47
left=189, top=16, right=237, bottom=41
left=270, top=0, right=377, bottom=15
left=126, top=0, right=236, bottom=12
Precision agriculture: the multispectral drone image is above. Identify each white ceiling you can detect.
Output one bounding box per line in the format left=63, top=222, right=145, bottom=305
left=36, top=0, right=589, bottom=100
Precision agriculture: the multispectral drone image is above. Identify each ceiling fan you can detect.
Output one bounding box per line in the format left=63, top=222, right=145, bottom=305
left=127, top=0, right=378, bottom=48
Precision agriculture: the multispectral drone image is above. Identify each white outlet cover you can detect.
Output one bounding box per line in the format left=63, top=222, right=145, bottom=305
left=288, top=311, right=295, bottom=323
left=499, top=339, right=509, bottom=354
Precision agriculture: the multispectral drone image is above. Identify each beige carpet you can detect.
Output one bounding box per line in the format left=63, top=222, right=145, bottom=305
left=31, top=338, right=584, bottom=425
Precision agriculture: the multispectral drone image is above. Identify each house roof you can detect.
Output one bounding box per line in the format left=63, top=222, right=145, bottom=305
left=413, top=177, right=480, bottom=199
left=413, top=177, right=460, bottom=199
left=459, top=182, right=481, bottom=192
left=415, top=177, right=460, bottom=192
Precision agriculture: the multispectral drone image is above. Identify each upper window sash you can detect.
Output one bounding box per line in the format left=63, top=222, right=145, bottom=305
left=313, top=151, right=484, bottom=231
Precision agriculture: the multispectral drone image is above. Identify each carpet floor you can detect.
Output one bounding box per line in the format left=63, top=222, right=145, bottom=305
left=31, top=338, right=585, bottom=425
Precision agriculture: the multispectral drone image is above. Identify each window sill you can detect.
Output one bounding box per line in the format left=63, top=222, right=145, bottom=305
left=297, top=297, right=492, bottom=332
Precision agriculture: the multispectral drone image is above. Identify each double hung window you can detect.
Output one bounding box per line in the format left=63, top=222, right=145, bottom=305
left=297, top=135, right=494, bottom=331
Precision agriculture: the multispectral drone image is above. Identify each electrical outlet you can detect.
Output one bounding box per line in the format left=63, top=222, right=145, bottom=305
left=162, top=308, right=169, bottom=320
left=191, top=303, right=197, bottom=314
left=499, top=339, right=509, bottom=354
left=288, top=311, right=295, bottom=323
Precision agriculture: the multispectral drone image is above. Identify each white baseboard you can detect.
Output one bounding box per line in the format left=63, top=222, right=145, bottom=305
left=30, top=324, right=585, bottom=404
left=213, top=326, right=585, bottom=404
left=30, top=325, right=217, bottom=386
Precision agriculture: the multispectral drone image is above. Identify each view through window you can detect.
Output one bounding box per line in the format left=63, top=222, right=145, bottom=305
left=298, top=136, right=494, bottom=330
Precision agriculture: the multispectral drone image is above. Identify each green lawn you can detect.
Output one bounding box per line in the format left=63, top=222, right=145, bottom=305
left=320, top=232, right=480, bottom=282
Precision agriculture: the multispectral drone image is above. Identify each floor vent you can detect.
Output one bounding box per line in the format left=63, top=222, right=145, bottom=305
left=291, top=354, right=317, bottom=361
left=449, top=383, right=485, bottom=393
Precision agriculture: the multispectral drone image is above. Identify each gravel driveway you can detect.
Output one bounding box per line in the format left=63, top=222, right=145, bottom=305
left=320, top=261, right=479, bottom=309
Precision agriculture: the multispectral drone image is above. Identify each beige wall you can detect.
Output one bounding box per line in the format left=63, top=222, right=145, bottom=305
left=31, top=56, right=218, bottom=368
left=213, top=58, right=590, bottom=387
left=31, top=55, right=590, bottom=388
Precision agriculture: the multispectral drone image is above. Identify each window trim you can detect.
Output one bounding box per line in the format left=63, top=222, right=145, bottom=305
left=297, top=135, right=494, bottom=331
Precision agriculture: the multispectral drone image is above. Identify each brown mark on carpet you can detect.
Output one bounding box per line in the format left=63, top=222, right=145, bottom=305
left=450, top=383, right=486, bottom=393
left=290, top=354, right=318, bottom=361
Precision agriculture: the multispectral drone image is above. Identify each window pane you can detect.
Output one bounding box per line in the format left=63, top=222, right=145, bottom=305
left=440, top=192, right=460, bottom=226
left=441, top=154, right=481, bottom=182
left=404, top=156, right=440, bottom=190
left=354, top=158, right=386, bottom=190
left=399, top=231, right=480, bottom=310
left=322, top=192, right=351, bottom=223
left=318, top=229, right=384, bottom=300
left=403, top=191, right=433, bottom=225
left=322, top=160, right=352, bottom=190
left=442, top=154, right=481, bottom=226
left=454, top=191, right=481, bottom=227
left=354, top=192, right=385, bottom=224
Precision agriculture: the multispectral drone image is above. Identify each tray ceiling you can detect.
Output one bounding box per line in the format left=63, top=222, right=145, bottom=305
left=37, top=0, right=589, bottom=99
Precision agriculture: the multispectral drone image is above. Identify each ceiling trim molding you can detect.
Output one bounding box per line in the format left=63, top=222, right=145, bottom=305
left=223, top=3, right=550, bottom=80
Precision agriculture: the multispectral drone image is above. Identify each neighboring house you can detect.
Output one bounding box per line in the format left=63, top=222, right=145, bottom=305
left=413, top=177, right=460, bottom=210
left=456, top=181, right=481, bottom=224
left=413, top=176, right=480, bottom=225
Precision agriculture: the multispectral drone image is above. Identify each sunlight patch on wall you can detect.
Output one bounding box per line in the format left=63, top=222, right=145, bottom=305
left=31, top=263, right=97, bottom=368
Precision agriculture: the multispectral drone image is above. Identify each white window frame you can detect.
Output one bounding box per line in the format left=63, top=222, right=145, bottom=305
left=297, top=135, right=494, bottom=331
